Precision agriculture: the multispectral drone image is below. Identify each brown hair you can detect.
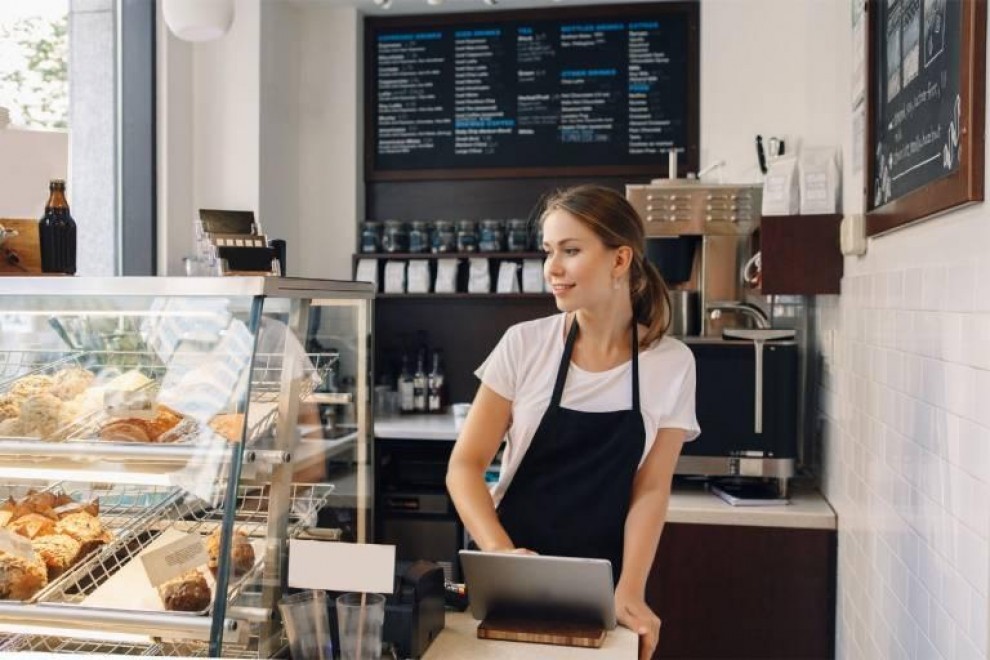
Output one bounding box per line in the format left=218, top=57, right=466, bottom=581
left=538, top=184, right=671, bottom=347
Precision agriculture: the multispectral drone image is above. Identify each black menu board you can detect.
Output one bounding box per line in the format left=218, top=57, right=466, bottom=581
left=871, top=0, right=962, bottom=207
left=365, top=3, right=699, bottom=180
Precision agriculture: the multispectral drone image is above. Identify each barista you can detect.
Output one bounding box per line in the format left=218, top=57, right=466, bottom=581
left=446, top=185, right=700, bottom=660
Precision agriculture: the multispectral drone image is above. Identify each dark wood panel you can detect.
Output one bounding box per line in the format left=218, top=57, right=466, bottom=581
left=649, top=523, right=836, bottom=659
left=367, top=176, right=654, bottom=221
left=375, top=296, right=557, bottom=404
left=759, top=214, right=843, bottom=295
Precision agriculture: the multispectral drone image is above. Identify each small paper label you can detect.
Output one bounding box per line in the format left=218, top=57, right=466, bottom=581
left=140, top=533, right=209, bottom=587
left=0, top=528, right=37, bottom=563
left=104, top=389, right=157, bottom=420
left=288, top=540, right=395, bottom=594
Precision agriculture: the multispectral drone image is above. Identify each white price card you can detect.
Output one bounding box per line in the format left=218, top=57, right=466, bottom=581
left=0, top=528, right=36, bottom=563
left=288, top=540, right=395, bottom=594
left=140, top=533, right=209, bottom=588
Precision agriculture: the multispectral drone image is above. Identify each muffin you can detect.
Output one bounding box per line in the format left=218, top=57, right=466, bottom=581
left=49, top=368, right=95, bottom=401
left=54, top=512, right=111, bottom=556
left=0, top=551, right=49, bottom=600
left=32, top=534, right=81, bottom=579
left=158, top=570, right=211, bottom=612
left=8, top=375, right=54, bottom=401
left=17, top=393, right=64, bottom=439
left=206, top=528, right=255, bottom=578
left=0, top=396, right=19, bottom=422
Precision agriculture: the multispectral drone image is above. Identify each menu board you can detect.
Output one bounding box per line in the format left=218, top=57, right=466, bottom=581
left=366, top=3, right=699, bottom=179
left=871, top=0, right=962, bottom=207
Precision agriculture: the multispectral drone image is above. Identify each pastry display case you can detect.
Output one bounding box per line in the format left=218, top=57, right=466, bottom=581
left=0, top=277, right=374, bottom=657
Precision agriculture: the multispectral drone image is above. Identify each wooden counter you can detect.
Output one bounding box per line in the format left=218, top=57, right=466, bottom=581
left=423, top=612, right=638, bottom=660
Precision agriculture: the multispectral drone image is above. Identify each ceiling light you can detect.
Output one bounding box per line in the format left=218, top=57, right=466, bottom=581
left=162, top=0, right=234, bottom=42
left=428, top=0, right=445, bottom=5
left=483, top=0, right=498, bottom=5
left=373, top=0, right=392, bottom=8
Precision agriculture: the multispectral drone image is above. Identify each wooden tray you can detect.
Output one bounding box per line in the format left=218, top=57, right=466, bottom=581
left=477, top=614, right=606, bottom=648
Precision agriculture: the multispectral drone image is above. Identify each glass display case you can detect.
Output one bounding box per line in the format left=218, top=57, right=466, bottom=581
left=0, top=277, right=374, bottom=657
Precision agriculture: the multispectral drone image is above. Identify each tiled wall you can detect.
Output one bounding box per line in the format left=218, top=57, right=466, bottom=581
left=816, top=263, right=990, bottom=659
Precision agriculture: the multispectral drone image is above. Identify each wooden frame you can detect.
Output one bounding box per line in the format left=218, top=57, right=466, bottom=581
left=865, top=0, right=986, bottom=236
left=364, top=2, right=700, bottom=182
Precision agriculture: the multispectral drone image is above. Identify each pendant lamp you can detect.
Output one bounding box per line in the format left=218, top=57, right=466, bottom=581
left=163, top=0, right=235, bottom=42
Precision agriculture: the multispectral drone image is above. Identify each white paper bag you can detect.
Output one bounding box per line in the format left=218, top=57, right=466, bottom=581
left=522, top=259, right=544, bottom=293
left=384, top=261, right=406, bottom=294
left=762, top=156, right=800, bottom=216
left=434, top=259, right=458, bottom=293
left=467, top=258, right=490, bottom=294
left=799, top=147, right=840, bottom=215
left=355, top=259, right=378, bottom=291
left=497, top=261, right=520, bottom=293
left=407, top=260, right=431, bottom=293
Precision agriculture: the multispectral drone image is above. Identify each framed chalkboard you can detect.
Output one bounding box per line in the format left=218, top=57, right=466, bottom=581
left=866, top=0, right=985, bottom=236
left=364, top=3, right=699, bottom=181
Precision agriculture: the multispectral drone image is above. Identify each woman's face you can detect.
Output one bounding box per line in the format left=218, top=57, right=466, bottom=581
left=542, top=209, right=617, bottom=313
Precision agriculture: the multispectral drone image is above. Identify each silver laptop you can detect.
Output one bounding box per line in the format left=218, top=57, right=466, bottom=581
left=459, top=550, right=617, bottom=629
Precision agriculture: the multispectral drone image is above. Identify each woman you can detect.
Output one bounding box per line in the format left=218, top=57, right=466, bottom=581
left=446, top=185, right=699, bottom=660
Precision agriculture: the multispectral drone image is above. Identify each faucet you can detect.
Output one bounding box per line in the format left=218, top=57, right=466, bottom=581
left=706, top=301, right=771, bottom=329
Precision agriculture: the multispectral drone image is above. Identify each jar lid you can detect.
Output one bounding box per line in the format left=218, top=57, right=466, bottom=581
left=411, top=220, right=431, bottom=229
left=383, top=219, right=405, bottom=227
left=480, top=219, right=503, bottom=227
left=458, top=219, right=476, bottom=228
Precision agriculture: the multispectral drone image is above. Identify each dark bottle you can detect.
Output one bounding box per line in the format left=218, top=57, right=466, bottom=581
left=39, top=179, right=77, bottom=274
left=413, top=350, right=427, bottom=412
left=428, top=350, right=445, bottom=412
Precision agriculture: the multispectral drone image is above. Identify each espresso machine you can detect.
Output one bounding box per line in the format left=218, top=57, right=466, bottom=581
left=626, top=180, right=797, bottom=495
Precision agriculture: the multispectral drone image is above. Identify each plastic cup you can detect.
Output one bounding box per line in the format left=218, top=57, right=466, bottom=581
left=278, top=590, right=333, bottom=660
left=336, top=592, right=386, bottom=660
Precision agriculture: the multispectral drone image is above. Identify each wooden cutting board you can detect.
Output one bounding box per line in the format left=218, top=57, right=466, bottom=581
left=0, top=218, right=43, bottom=274
left=477, top=615, right=607, bottom=648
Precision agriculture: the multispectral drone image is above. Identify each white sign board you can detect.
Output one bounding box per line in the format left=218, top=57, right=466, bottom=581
left=288, top=540, right=395, bottom=594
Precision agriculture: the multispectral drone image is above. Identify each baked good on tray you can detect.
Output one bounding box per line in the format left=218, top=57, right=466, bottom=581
left=54, top=512, right=112, bottom=556
left=0, top=396, right=19, bottom=422
left=32, top=534, right=82, bottom=578
left=208, top=413, right=245, bottom=443
left=49, top=367, right=95, bottom=401
left=97, top=404, right=185, bottom=443
left=158, top=569, right=212, bottom=612
left=206, top=528, right=256, bottom=578
left=8, top=375, right=54, bottom=402
left=0, top=551, right=49, bottom=600
left=8, top=513, right=57, bottom=540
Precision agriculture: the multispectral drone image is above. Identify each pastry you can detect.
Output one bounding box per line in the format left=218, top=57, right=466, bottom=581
left=32, top=534, right=81, bottom=578
left=17, top=393, right=64, bottom=439
left=8, top=513, right=57, bottom=540
left=8, top=374, right=54, bottom=401
left=98, top=420, right=151, bottom=443
left=49, top=368, right=95, bottom=401
left=0, top=396, right=19, bottom=422
left=144, top=405, right=183, bottom=441
left=209, top=413, right=245, bottom=443
left=0, top=418, right=23, bottom=437
left=0, top=551, right=48, bottom=600
left=52, top=500, right=99, bottom=519
left=54, top=512, right=111, bottom=555
left=158, top=570, right=211, bottom=612
left=206, top=528, right=255, bottom=578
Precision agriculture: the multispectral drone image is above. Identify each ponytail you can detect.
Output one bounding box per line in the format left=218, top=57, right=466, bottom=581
left=631, top=256, right=671, bottom=348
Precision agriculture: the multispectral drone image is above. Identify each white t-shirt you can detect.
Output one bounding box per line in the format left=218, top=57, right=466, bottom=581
left=475, top=313, right=701, bottom=505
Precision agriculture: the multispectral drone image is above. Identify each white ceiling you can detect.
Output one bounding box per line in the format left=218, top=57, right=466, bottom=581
left=295, top=0, right=668, bottom=17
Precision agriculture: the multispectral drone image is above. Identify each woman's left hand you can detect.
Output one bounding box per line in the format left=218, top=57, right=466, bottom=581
left=615, top=591, right=661, bottom=660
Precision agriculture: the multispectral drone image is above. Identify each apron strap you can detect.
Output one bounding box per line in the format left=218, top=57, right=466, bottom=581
left=551, top=316, right=642, bottom=413
left=549, top=316, right=580, bottom=409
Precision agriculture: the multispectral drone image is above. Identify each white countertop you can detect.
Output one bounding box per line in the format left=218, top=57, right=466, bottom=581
left=374, top=414, right=836, bottom=531
left=423, top=612, right=637, bottom=660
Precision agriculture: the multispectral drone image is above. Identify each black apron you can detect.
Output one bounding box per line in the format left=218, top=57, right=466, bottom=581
left=496, top=317, right=646, bottom=581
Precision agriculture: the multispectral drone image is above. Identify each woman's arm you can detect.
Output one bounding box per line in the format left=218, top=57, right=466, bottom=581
left=615, top=427, right=687, bottom=660
left=445, top=384, right=516, bottom=551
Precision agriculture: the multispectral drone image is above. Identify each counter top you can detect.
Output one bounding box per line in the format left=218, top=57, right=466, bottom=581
left=374, top=414, right=836, bottom=531
left=423, top=612, right=637, bottom=660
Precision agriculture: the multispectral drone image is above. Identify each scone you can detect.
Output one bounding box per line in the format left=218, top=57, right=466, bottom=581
left=0, top=551, right=49, bottom=600
left=8, top=375, right=54, bottom=401
left=206, top=528, right=255, bottom=578
left=54, top=512, right=112, bottom=556
left=0, top=418, right=23, bottom=438
left=0, top=395, right=19, bottom=422
left=158, top=570, right=211, bottom=612
left=8, top=513, right=57, bottom=540
left=32, top=534, right=81, bottom=578
left=17, top=393, right=64, bottom=439
left=49, top=367, right=95, bottom=401
left=208, top=413, right=245, bottom=443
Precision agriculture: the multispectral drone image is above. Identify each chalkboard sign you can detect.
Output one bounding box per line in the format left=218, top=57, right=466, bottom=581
left=365, top=3, right=699, bottom=181
left=866, top=0, right=985, bottom=236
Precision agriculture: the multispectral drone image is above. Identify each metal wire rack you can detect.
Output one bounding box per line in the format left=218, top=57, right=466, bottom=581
left=0, top=635, right=262, bottom=657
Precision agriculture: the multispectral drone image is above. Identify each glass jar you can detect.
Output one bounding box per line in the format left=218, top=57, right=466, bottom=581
left=456, top=220, right=478, bottom=253
left=409, top=221, right=430, bottom=254
left=360, top=221, right=382, bottom=253
left=507, top=219, right=531, bottom=252
left=478, top=219, right=505, bottom=253
left=431, top=220, right=457, bottom=253
left=382, top=220, right=409, bottom=253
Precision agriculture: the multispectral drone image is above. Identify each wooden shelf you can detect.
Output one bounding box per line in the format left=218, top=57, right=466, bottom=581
left=760, top=214, right=843, bottom=295
left=353, top=252, right=545, bottom=261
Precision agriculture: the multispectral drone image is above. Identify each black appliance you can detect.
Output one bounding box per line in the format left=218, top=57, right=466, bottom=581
left=678, top=339, right=798, bottom=492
